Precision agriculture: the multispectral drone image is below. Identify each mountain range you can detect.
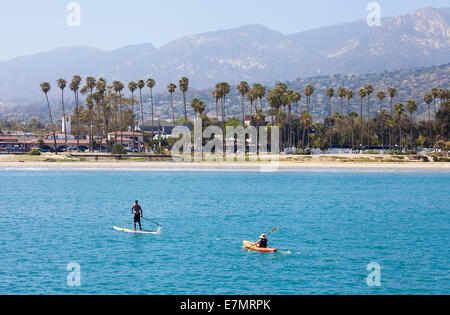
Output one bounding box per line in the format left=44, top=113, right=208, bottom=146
left=0, top=6, right=449, bottom=102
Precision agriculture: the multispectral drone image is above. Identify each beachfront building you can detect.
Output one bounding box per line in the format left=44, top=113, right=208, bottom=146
left=108, top=132, right=143, bottom=151
left=25, top=132, right=90, bottom=151
left=138, top=120, right=176, bottom=138
left=0, top=136, right=25, bottom=152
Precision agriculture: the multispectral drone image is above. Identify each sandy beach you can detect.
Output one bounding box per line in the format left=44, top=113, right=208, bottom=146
left=1, top=153, right=449, bottom=170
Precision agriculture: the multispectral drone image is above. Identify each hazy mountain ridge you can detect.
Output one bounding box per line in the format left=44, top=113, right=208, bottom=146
left=0, top=6, right=448, bottom=101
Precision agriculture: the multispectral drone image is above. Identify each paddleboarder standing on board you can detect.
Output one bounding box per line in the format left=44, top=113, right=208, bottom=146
left=256, top=234, right=268, bottom=248
left=131, top=200, right=143, bottom=231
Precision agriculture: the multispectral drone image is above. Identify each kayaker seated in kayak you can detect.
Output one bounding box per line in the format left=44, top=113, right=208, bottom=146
left=256, top=234, right=268, bottom=248
left=131, top=200, right=143, bottom=231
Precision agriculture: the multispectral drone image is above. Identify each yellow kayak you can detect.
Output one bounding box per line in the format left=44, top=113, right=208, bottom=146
left=243, top=240, right=277, bottom=252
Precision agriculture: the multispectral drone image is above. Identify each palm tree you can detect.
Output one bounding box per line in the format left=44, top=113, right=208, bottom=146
left=326, top=88, right=335, bottom=149
left=40, top=82, right=58, bottom=154
left=349, top=112, right=358, bottom=150
left=178, top=77, right=190, bottom=127
left=69, top=75, right=82, bottom=151
left=136, top=79, right=146, bottom=152
left=86, top=95, right=95, bottom=152
left=85, top=77, right=96, bottom=150
left=377, top=91, right=386, bottom=146
left=423, top=93, right=433, bottom=141
left=213, top=89, right=221, bottom=120
left=190, top=98, right=205, bottom=120
left=394, top=102, right=405, bottom=151
left=365, top=85, right=374, bottom=147
left=292, top=91, right=302, bottom=116
left=253, top=109, right=265, bottom=153
left=386, top=119, right=394, bottom=150
left=167, top=83, right=177, bottom=124
left=253, top=84, right=266, bottom=111
left=146, top=78, right=156, bottom=138
left=388, top=88, right=397, bottom=116
left=431, top=88, right=440, bottom=119
left=358, top=88, right=367, bottom=149
left=247, top=89, right=257, bottom=118
left=112, top=81, right=124, bottom=146
left=57, top=79, right=68, bottom=152
left=346, top=89, right=355, bottom=149
left=337, top=88, right=347, bottom=115
left=304, top=85, right=315, bottom=113
left=237, top=81, right=250, bottom=126
left=346, top=89, right=354, bottom=116
left=406, top=100, right=417, bottom=150
left=337, top=88, right=347, bottom=149
left=95, top=78, right=108, bottom=152
left=218, top=82, right=230, bottom=122
left=300, top=110, right=312, bottom=150
left=86, top=77, right=96, bottom=94
left=284, top=89, right=295, bottom=147
left=128, top=81, right=138, bottom=151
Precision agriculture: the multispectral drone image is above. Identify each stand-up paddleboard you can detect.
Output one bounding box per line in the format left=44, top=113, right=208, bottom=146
left=113, top=226, right=160, bottom=234
left=243, top=240, right=277, bottom=253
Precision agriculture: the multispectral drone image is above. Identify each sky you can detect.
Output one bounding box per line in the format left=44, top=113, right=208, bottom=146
left=0, top=0, right=448, bottom=61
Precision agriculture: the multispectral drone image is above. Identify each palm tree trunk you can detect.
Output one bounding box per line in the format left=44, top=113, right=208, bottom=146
left=75, top=91, right=80, bottom=152
left=102, top=101, right=110, bottom=153
left=427, top=103, right=432, bottom=142
left=170, top=93, right=175, bottom=124
left=45, top=93, right=58, bottom=154
left=183, top=92, right=187, bottom=127
left=360, top=99, right=363, bottom=150
left=90, top=108, right=94, bottom=152
left=302, top=127, right=305, bottom=150
left=221, top=97, right=226, bottom=152
left=61, top=89, right=68, bottom=152
left=367, top=97, right=370, bottom=148
left=380, top=100, right=384, bottom=147
left=150, top=87, right=155, bottom=140
left=119, top=94, right=123, bottom=147
left=241, top=95, right=245, bottom=127
left=433, top=98, right=437, bottom=119
left=410, top=113, right=413, bottom=150
left=139, top=89, right=145, bottom=153
left=131, top=92, right=136, bottom=152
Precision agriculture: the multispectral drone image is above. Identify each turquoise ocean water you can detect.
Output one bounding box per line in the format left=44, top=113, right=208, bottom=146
left=0, top=168, right=449, bottom=295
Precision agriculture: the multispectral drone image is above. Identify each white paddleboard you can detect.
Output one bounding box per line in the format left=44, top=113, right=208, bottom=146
left=113, top=226, right=159, bottom=234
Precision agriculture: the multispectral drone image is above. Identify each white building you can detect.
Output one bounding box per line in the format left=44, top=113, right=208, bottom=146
left=62, top=115, right=72, bottom=134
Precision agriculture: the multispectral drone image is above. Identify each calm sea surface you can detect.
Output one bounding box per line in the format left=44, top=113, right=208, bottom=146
left=0, top=168, right=449, bottom=295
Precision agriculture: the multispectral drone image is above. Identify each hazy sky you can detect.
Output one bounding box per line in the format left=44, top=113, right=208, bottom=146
left=0, top=0, right=447, bottom=61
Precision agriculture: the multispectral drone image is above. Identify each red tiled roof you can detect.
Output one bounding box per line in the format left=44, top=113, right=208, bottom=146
left=27, top=139, right=90, bottom=145
left=0, top=136, right=19, bottom=141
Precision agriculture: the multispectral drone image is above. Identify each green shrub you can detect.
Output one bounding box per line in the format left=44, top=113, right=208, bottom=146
left=112, top=144, right=127, bottom=155
left=28, top=149, right=41, bottom=156
left=294, top=149, right=312, bottom=155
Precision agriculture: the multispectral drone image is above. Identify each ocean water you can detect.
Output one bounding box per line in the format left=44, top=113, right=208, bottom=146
left=0, top=168, right=449, bottom=295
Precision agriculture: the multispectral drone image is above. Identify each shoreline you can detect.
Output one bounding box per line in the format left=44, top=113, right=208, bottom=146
left=1, top=160, right=449, bottom=170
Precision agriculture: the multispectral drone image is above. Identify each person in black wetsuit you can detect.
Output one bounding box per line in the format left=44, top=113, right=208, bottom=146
left=131, top=200, right=143, bottom=231
left=256, top=234, right=268, bottom=248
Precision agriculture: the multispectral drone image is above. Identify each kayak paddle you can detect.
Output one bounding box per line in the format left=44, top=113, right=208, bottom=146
left=253, top=227, right=278, bottom=245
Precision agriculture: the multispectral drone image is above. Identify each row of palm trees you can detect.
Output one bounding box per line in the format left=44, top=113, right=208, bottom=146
left=41, top=75, right=449, bottom=153
left=40, top=76, right=192, bottom=153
